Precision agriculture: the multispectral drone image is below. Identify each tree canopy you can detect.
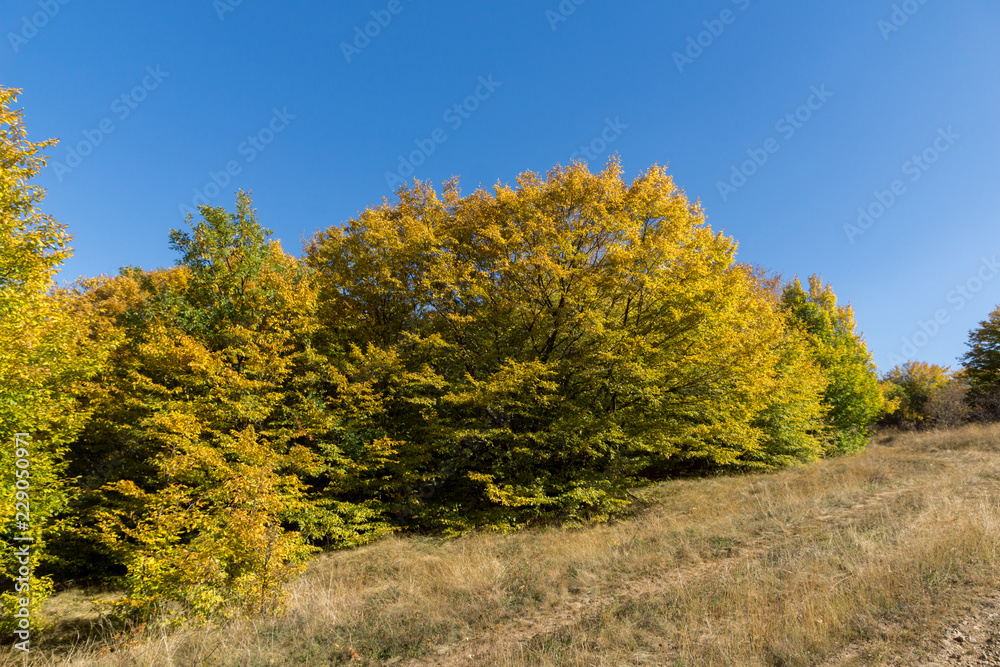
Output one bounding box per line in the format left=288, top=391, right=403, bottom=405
left=781, top=276, right=886, bottom=453
left=880, top=361, right=952, bottom=428
left=305, top=162, right=864, bottom=529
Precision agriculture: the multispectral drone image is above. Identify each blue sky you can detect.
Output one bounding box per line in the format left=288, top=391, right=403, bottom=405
left=3, top=0, right=998, bottom=371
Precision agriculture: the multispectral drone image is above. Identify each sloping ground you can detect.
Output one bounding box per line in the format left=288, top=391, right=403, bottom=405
left=4, top=424, right=1000, bottom=666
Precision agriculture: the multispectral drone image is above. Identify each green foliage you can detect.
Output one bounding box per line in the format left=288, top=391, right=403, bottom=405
left=781, top=276, right=886, bottom=453
left=960, top=307, right=1000, bottom=398
left=748, top=317, right=830, bottom=467
left=956, top=307, right=1000, bottom=421
left=68, top=194, right=392, bottom=619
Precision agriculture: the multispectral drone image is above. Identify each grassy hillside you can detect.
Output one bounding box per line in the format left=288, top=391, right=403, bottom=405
left=5, top=424, right=1000, bottom=666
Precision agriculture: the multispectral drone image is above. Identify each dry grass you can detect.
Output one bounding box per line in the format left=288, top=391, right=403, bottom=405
left=5, top=423, right=1000, bottom=666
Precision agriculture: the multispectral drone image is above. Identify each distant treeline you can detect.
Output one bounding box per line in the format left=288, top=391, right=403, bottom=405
left=2, top=87, right=890, bottom=628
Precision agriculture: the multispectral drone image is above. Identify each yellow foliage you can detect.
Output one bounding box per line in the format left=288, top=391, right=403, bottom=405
left=306, top=160, right=831, bottom=528
left=0, top=87, right=114, bottom=632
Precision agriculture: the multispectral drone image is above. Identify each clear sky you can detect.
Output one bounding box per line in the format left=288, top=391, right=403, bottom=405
left=3, top=0, right=998, bottom=372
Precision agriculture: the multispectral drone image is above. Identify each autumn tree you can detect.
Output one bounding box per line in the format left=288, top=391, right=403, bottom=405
left=307, top=161, right=831, bottom=530
left=880, top=361, right=951, bottom=429
left=0, top=87, right=112, bottom=634
left=781, top=276, right=886, bottom=453
left=744, top=274, right=830, bottom=467
left=66, top=193, right=390, bottom=619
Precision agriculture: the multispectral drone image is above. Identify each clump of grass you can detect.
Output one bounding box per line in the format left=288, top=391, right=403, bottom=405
left=6, top=423, right=1000, bottom=666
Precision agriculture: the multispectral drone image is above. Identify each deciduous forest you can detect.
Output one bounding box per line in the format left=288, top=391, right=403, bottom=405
left=2, top=87, right=911, bottom=630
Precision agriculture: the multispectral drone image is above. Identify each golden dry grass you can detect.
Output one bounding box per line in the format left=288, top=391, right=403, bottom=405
left=5, top=423, right=1000, bottom=666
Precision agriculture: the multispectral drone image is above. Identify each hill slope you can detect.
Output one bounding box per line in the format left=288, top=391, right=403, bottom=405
left=6, top=424, right=1000, bottom=666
